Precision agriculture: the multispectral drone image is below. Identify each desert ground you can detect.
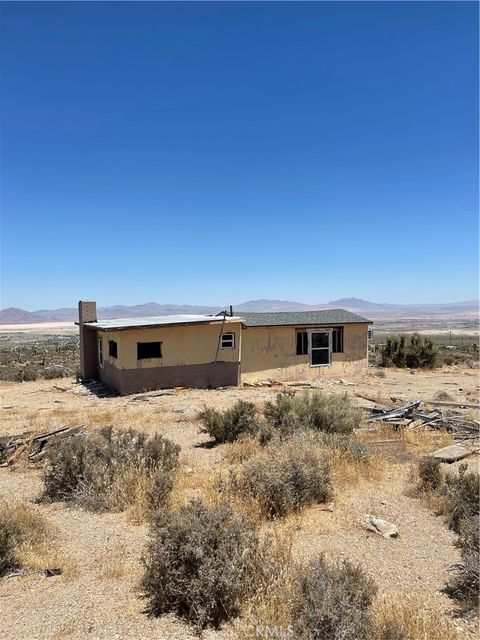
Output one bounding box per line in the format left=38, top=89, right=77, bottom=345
left=0, top=322, right=78, bottom=336
left=0, top=362, right=479, bottom=640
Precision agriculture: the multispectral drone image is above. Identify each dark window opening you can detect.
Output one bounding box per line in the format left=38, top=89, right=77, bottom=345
left=311, top=348, right=330, bottom=366
left=332, top=328, right=344, bottom=353
left=221, top=332, right=235, bottom=348
left=108, top=340, right=118, bottom=358
left=296, top=331, right=308, bottom=355
left=137, top=342, right=162, bottom=359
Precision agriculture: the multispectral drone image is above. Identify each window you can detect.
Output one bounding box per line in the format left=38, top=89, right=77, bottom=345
left=109, top=340, right=118, bottom=358
left=310, top=331, right=331, bottom=366
left=296, top=331, right=308, bottom=355
left=221, top=332, right=235, bottom=349
left=332, top=328, right=344, bottom=353
left=137, top=342, right=162, bottom=359
left=97, top=337, right=103, bottom=368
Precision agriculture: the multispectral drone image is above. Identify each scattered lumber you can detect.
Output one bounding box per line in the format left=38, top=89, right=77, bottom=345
left=424, top=400, right=480, bottom=409
left=366, top=400, right=421, bottom=422
left=366, top=400, right=479, bottom=440
left=0, top=425, right=85, bottom=466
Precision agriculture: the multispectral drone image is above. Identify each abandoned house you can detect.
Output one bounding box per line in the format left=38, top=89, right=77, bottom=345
left=77, top=300, right=371, bottom=395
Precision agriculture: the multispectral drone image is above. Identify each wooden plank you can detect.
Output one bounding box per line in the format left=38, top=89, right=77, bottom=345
left=367, top=400, right=421, bottom=422
left=424, top=400, right=480, bottom=409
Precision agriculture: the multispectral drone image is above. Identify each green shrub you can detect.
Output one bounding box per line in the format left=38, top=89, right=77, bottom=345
left=42, top=428, right=180, bottom=512
left=374, top=369, right=386, bottom=378
left=198, top=400, right=259, bottom=443
left=444, top=515, right=479, bottom=611
left=142, top=499, right=267, bottom=629
left=292, top=554, right=378, bottom=640
left=264, top=391, right=361, bottom=436
left=417, top=457, right=442, bottom=493
left=14, top=368, right=38, bottom=382
left=230, top=436, right=332, bottom=518
left=380, top=334, right=438, bottom=369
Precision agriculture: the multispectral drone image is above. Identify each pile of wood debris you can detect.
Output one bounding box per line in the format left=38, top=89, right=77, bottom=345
left=0, top=425, right=85, bottom=467
left=53, top=379, right=113, bottom=397
left=366, top=397, right=479, bottom=440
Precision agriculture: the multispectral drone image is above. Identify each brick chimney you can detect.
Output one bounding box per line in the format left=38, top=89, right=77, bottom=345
left=78, top=300, right=98, bottom=378
left=78, top=300, right=97, bottom=325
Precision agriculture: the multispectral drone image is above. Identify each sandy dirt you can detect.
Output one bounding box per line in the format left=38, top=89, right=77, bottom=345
left=0, top=369, right=479, bottom=640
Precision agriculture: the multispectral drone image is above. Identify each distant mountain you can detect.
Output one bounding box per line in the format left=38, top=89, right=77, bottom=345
left=0, top=307, right=45, bottom=323
left=326, top=297, right=396, bottom=309
left=1, top=298, right=478, bottom=324
left=235, top=299, right=309, bottom=312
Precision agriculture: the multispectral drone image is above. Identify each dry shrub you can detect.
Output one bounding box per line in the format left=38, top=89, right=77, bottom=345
left=315, top=432, right=382, bottom=490
left=264, top=390, right=362, bottom=436
left=444, top=515, right=479, bottom=611
left=440, top=468, right=479, bottom=534
left=416, top=457, right=442, bottom=493
left=198, top=400, right=259, bottom=443
left=410, top=462, right=479, bottom=613
left=142, top=498, right=274, bottom=630
left=230, top=436, right=332, bottom=518
left=371, top=594, right=459, bottom=640
left=237, top=553, right=378, bottom=640
left=42, top=427, right=180, bottom=514
left=292, top=554, right=377, bottom=640
left=0, top=498, right=55, bottom=575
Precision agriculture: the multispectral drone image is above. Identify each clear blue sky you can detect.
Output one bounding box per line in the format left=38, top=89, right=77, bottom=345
left=1, top=1, right=478, bottom=310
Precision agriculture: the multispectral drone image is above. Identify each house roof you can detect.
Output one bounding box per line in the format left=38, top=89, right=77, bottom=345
left=240, top=309, right=371, bottom=326
left=78, top=309, right=371, bottom=332
left=79, top=314, right=242, bottom=331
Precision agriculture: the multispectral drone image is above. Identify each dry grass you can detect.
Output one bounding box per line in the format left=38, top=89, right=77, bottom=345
left=0, top=498, right=69, bottom=575
left=371, top=593, right=460, bottom=640
left=97, top=542, right=140, bottom=580
left=234, top=522, right=295, bottom=640
left=401, top=428, right=453, bottom=455
left=237, top=574, right=462, bottom=640
left=357, top=423, right=454, bottom=460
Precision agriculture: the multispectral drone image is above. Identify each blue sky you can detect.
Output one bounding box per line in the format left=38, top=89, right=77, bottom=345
left=1, top=1, right=478, bottom=310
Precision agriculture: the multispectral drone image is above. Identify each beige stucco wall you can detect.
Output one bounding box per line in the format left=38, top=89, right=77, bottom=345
left=240, top=323, right=369, bottom=383
left=97, top=320, right=242, bottom=371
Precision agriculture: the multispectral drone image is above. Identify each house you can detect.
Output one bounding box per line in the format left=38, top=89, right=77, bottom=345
left=77, top=300, right=371, bottom=395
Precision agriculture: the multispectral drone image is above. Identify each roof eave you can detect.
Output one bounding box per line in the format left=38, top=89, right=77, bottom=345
left=79, top=318, right=242, bottom=332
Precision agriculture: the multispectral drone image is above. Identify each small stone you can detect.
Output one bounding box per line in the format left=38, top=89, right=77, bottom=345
left=360, top=514, right=398, bottom=539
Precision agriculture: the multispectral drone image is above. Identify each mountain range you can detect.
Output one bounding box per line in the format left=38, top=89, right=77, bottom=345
left=0, top=298, right=478, bottom=324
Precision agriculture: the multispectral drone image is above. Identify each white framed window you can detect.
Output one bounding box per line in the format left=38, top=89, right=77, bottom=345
left=221, top=332, right=235, bottom=349
left=308, top=330, right=332, bottom=367
left=97, top=336, right=104, bottom=368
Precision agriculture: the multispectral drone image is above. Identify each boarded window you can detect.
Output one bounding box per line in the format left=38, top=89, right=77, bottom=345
left=332, top=328, right=344, bottom=353
left=108, top=340, right=118, bottom=358
left=137, top=342, right=162, bottom=359
left=296, top=331, right=308, bottom=355
left=221, top=332, right=235, bottom=348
